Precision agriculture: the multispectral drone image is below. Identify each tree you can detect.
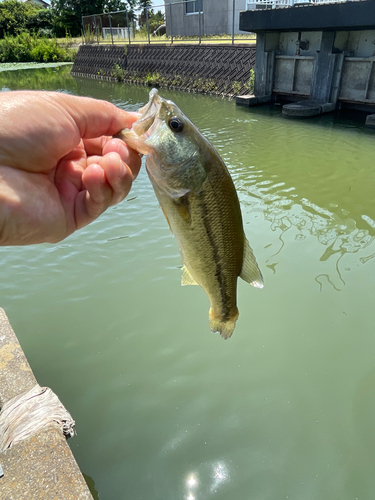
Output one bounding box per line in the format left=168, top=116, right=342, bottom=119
left=0, top=0, right=42, bottom=37
left=27, top=9, right=54, bottom=34
left=137, top=0, right=152, bottom=8
left=149, top=10, right=164, bottom=33
left=51, top=0, right=136, bottom=37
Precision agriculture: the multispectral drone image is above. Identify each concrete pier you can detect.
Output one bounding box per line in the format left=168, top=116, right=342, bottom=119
left=238, top=0, right=375, bottom=121
left=0, top=308, right=93, bottom=500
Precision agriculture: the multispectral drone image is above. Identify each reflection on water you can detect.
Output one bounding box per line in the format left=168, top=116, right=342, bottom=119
left=242, top=172, right=375, bottom=290
left=211, top=462, right=230, bottom=493
left=0, top=64, right=76, bottom=92
left=1, top=68, right=375, bottom=499
left=184, top=461, right=230, bottom=499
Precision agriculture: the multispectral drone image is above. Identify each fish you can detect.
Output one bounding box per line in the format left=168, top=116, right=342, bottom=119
left=116, top=89, right=263, bottom=339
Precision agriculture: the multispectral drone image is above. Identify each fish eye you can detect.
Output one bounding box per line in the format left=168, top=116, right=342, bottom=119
left=168, top=116, right=184, bottom=133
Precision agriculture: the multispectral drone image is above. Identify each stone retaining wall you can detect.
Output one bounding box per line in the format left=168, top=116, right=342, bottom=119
left=71, top=44, right=256, bottom=95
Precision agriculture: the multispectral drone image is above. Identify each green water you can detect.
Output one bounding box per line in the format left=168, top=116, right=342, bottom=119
left=1, top=66, right=375, bottom=500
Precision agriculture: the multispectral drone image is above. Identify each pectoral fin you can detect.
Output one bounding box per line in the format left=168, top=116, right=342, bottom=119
left=173, top=195, right=191, bottom=224
left=161, top=206, right=173, bottom=232
left=240, top=239, right=264, bottom=289
left=181, top=265, right=198, bottom=286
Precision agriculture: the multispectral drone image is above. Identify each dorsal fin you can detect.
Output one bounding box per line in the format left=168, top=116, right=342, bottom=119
left=240, top=239, right=264, bottom=289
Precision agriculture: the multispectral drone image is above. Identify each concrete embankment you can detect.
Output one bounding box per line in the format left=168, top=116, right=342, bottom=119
left=0, top=308, right=93, bottom=500
left=238, top=1, right=375, bottom=120
left=71, top=43, right=256, bottom=96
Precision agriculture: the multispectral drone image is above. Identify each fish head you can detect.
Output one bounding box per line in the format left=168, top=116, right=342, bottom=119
left=117, top=89, right=206, bottom=196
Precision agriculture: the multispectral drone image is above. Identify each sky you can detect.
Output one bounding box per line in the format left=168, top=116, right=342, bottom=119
left=150, top=0, right=165, bottom=12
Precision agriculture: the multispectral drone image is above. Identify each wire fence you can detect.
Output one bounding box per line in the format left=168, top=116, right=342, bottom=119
left=81, top=0, right=359, bottom=46
left=82, top=0, right=256, bottom=46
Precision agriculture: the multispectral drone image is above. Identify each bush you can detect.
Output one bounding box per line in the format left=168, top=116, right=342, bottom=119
left=0, top=32, right=75, bottom=63
left=38, top=28, right=53, bottom=38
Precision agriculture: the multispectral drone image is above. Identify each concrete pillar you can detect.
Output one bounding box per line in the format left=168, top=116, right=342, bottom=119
left=310, top=31, right=337, bottom=103
left=254, top=32, right=279, bottom=98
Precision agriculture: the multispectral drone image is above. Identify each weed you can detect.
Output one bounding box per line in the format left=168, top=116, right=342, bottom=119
left=145, top=72, right=161, bottom=86
left=245, top=68, right=255, bottom=94
left=232, top=81, right=242, bottom=95
left=112, top=63, right=123, bottom=81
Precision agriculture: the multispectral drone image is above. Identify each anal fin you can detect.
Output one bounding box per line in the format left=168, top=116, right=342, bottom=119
left=240, top=238, right=264, bottom=289
left=181, top=265, right=198, bottom=286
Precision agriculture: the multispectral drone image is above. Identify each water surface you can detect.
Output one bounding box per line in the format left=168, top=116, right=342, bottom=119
left=1, top=66, right=375, bottom=500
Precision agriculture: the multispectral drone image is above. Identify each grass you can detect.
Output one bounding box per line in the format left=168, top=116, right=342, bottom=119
left=76, top=32, right=256, bottom=46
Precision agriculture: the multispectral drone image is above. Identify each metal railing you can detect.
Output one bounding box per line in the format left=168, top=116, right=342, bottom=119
left=82, top=0, right=361, bottom=46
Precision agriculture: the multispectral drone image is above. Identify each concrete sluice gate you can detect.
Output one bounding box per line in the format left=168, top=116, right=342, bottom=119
left=238, top=0, right=375, bottom=122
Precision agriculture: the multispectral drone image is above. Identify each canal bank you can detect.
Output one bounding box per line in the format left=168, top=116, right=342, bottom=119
left=0, top=308, right=93, bottom=500
left=71, top=43, right=256, bottom=96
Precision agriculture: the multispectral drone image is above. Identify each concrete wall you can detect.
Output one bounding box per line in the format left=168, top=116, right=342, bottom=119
left=71, top=44, right=256, bottom=96
left=253, top=26, right=375, bottom=112
left=279, top=31, right=322, bottom=56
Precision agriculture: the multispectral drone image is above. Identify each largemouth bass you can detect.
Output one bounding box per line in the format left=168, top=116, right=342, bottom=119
left=117, top=89, right=263, bottom=339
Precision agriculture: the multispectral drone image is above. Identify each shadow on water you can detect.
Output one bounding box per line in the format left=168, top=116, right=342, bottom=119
left=82, top=473, right=100, bottom=500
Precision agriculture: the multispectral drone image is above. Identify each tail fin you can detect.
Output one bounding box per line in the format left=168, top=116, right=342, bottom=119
left=209, top=307, right=239, bottom=340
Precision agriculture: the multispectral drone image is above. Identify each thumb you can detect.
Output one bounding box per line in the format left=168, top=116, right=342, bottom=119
left=51, top=93, right=139, bottom=139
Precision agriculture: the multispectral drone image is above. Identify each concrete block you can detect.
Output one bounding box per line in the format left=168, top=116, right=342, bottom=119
left=235, top=95, right=258, bottom=106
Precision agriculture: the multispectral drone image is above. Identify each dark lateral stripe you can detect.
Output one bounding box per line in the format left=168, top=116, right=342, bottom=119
left=200, top=189, right=232, bottom=322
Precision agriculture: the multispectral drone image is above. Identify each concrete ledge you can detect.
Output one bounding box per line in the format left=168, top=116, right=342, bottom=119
left=1, top=424, right=93, bottom=500
left=236, top=94, right=258, bottom=106
left=0, top=309, right=36, bottom=404
left=0, top=308, right=94, bottom=500
left=235, top=94, right=271, bottom=107
left=240, top=1, right=375, bottom=33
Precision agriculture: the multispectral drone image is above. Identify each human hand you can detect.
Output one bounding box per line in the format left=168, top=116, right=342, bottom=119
left=0, top=91, right=141, bottom=245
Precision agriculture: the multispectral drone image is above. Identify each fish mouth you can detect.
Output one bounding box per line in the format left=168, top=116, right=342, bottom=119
left=132, top=88, right=161, bottom=137
left=115, top=88, right=171, bottom=154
